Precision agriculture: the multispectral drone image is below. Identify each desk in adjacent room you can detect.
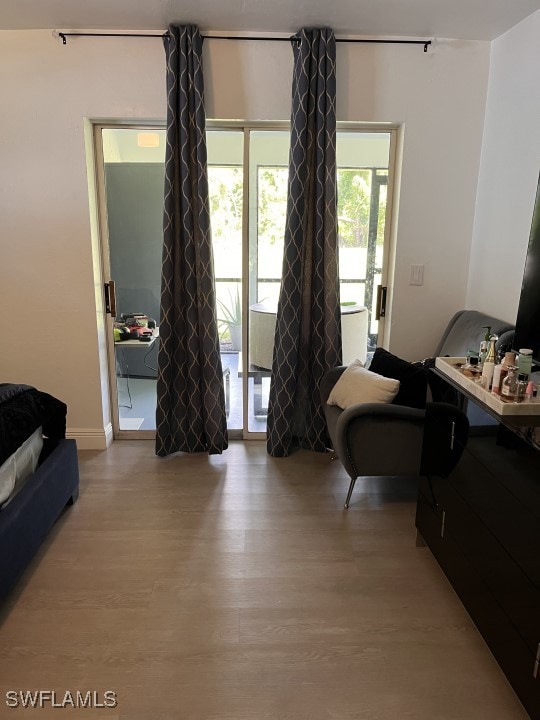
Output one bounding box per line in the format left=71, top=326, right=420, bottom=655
left=115, top=328, right=159, bottom=379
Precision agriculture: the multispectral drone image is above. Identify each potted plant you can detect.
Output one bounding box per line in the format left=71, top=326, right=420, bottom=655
left=217, top=288, right=242, bottom=351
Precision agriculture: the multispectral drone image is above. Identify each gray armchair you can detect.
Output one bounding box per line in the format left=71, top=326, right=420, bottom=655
left=320, top=366, right=469, bottom=508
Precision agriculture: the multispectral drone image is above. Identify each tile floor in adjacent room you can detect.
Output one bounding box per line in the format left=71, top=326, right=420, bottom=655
left=0, top=441, right=529, bottom=719
left=117, top=352, right=269, bottom=433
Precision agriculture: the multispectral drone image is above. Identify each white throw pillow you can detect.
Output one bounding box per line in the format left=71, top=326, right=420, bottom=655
left=0, top=455, right=16, bottom=506
left=327, top=359, right=400, bottom=409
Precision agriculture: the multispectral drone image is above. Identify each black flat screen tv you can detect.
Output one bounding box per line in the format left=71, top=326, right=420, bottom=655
left=513, top=173, right=540, bottom=365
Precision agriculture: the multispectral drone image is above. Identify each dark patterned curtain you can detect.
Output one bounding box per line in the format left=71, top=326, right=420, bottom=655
left=267, top=27, right=342, bottom=457
left=156, top=25, right=228, bottom=456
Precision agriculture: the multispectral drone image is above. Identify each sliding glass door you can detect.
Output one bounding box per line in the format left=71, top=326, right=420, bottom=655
left=206, top=130, right=244, bottom=433
left=95, top=123, right=396, bottom=439
left=207, top=128, right=290, bottom=436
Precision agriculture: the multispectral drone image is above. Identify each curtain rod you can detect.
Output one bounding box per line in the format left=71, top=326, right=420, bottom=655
left=56, top=32, right=432, bottom=52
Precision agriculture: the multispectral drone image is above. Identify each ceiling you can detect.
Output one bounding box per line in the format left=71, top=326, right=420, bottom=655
left=1, top=0, right=539, bottom=41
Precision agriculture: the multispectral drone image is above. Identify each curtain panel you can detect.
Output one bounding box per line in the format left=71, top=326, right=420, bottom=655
left=267, top=27, right=342, bottom=457
left=156, top=24, right=228, bottom=456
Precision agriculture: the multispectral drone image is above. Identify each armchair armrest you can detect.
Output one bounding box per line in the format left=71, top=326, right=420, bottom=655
left=336, top=403, right=426, bottom=481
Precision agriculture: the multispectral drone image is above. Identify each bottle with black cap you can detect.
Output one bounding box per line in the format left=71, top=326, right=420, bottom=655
left=481, top=335, right=498, bottom=390
left=516, top=373, right=529, bottom=403
left=478, top=326, right=492, bottom=368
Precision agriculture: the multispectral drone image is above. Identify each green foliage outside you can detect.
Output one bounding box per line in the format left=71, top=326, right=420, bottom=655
left=216, top=288, right=242, bottom=327
left=258, top=168, right=288, bottom=245
left=208, top=164, right=388, bottom=332
left=208, top=167, right=243, bottom=240
left=337, top=168, right=387, bottom=248
left=208, top=164, right=387, bottom=250
left=337, top=168, right=371, bottom=247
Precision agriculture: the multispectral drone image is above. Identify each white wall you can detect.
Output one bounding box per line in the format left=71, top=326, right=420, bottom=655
left=335, top=39, right=490, bottom=359
left=0, top=30, right=491, bottom=446
left=467, top=10, right=540, bottom=321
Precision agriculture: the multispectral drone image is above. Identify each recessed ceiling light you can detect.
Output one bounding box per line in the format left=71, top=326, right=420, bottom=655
left=137, top=132, right=160, bottom=148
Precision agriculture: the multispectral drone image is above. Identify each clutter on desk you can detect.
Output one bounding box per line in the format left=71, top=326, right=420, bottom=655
left=114, top=314, right=156, bottom=341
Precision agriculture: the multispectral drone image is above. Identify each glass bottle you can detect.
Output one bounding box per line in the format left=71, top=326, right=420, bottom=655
left=501, top=365, right=518, bottom=400
left=481, top=336, right=498, bottom=390
left=516, top=373, right=528, bottom=403
left=493, top=351, right=516, bottom=396
left=517, top=349, right=533, bottom=379
left=478, top=326, right=491, bottom=368
left=491, top=352, right=504, bottom=395
left=463, top=354, right=479, bottom=377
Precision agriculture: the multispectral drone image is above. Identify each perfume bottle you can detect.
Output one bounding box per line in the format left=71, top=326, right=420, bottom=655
left=517, top=349, right=533, bottom=379
left=481, top=335, right=498, bottom=390
left=501, top=365, right=518, bottom=400
left=462, top=354, right=480, bottom=377
left=478, top=326, right=492, bottom=368
left=516, top=373, right=528, bottom=403
left=492, top=351, right=516, bottom=396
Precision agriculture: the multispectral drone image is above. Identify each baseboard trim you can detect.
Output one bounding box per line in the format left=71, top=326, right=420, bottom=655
left=66, top=424, right=114, bottom=450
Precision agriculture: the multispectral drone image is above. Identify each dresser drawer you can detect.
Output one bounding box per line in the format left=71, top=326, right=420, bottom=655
left=418, top=475, right=540, bottom=658
left=416, top=490, right=540, bottom=719
left=447, top=438, right=540, bottom=590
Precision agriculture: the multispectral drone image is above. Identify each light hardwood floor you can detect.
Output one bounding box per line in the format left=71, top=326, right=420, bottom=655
left=0, top=441, right=529, bottom=719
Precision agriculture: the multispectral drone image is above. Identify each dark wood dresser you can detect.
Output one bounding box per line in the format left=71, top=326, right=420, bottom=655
left=416, top=358, right=540, bottom=719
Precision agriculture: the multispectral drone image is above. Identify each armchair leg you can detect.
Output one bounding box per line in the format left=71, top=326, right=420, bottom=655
left=344, top=478, right=357, bottom=509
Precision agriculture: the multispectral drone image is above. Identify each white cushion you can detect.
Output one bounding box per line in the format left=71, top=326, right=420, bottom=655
left=12, top=428, right=43, bottom=496
left=0, top=428, right=43, bottom=508
left=0, top=455, right=16, bottom=506
left=327, top=359, right=400, bottom=409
